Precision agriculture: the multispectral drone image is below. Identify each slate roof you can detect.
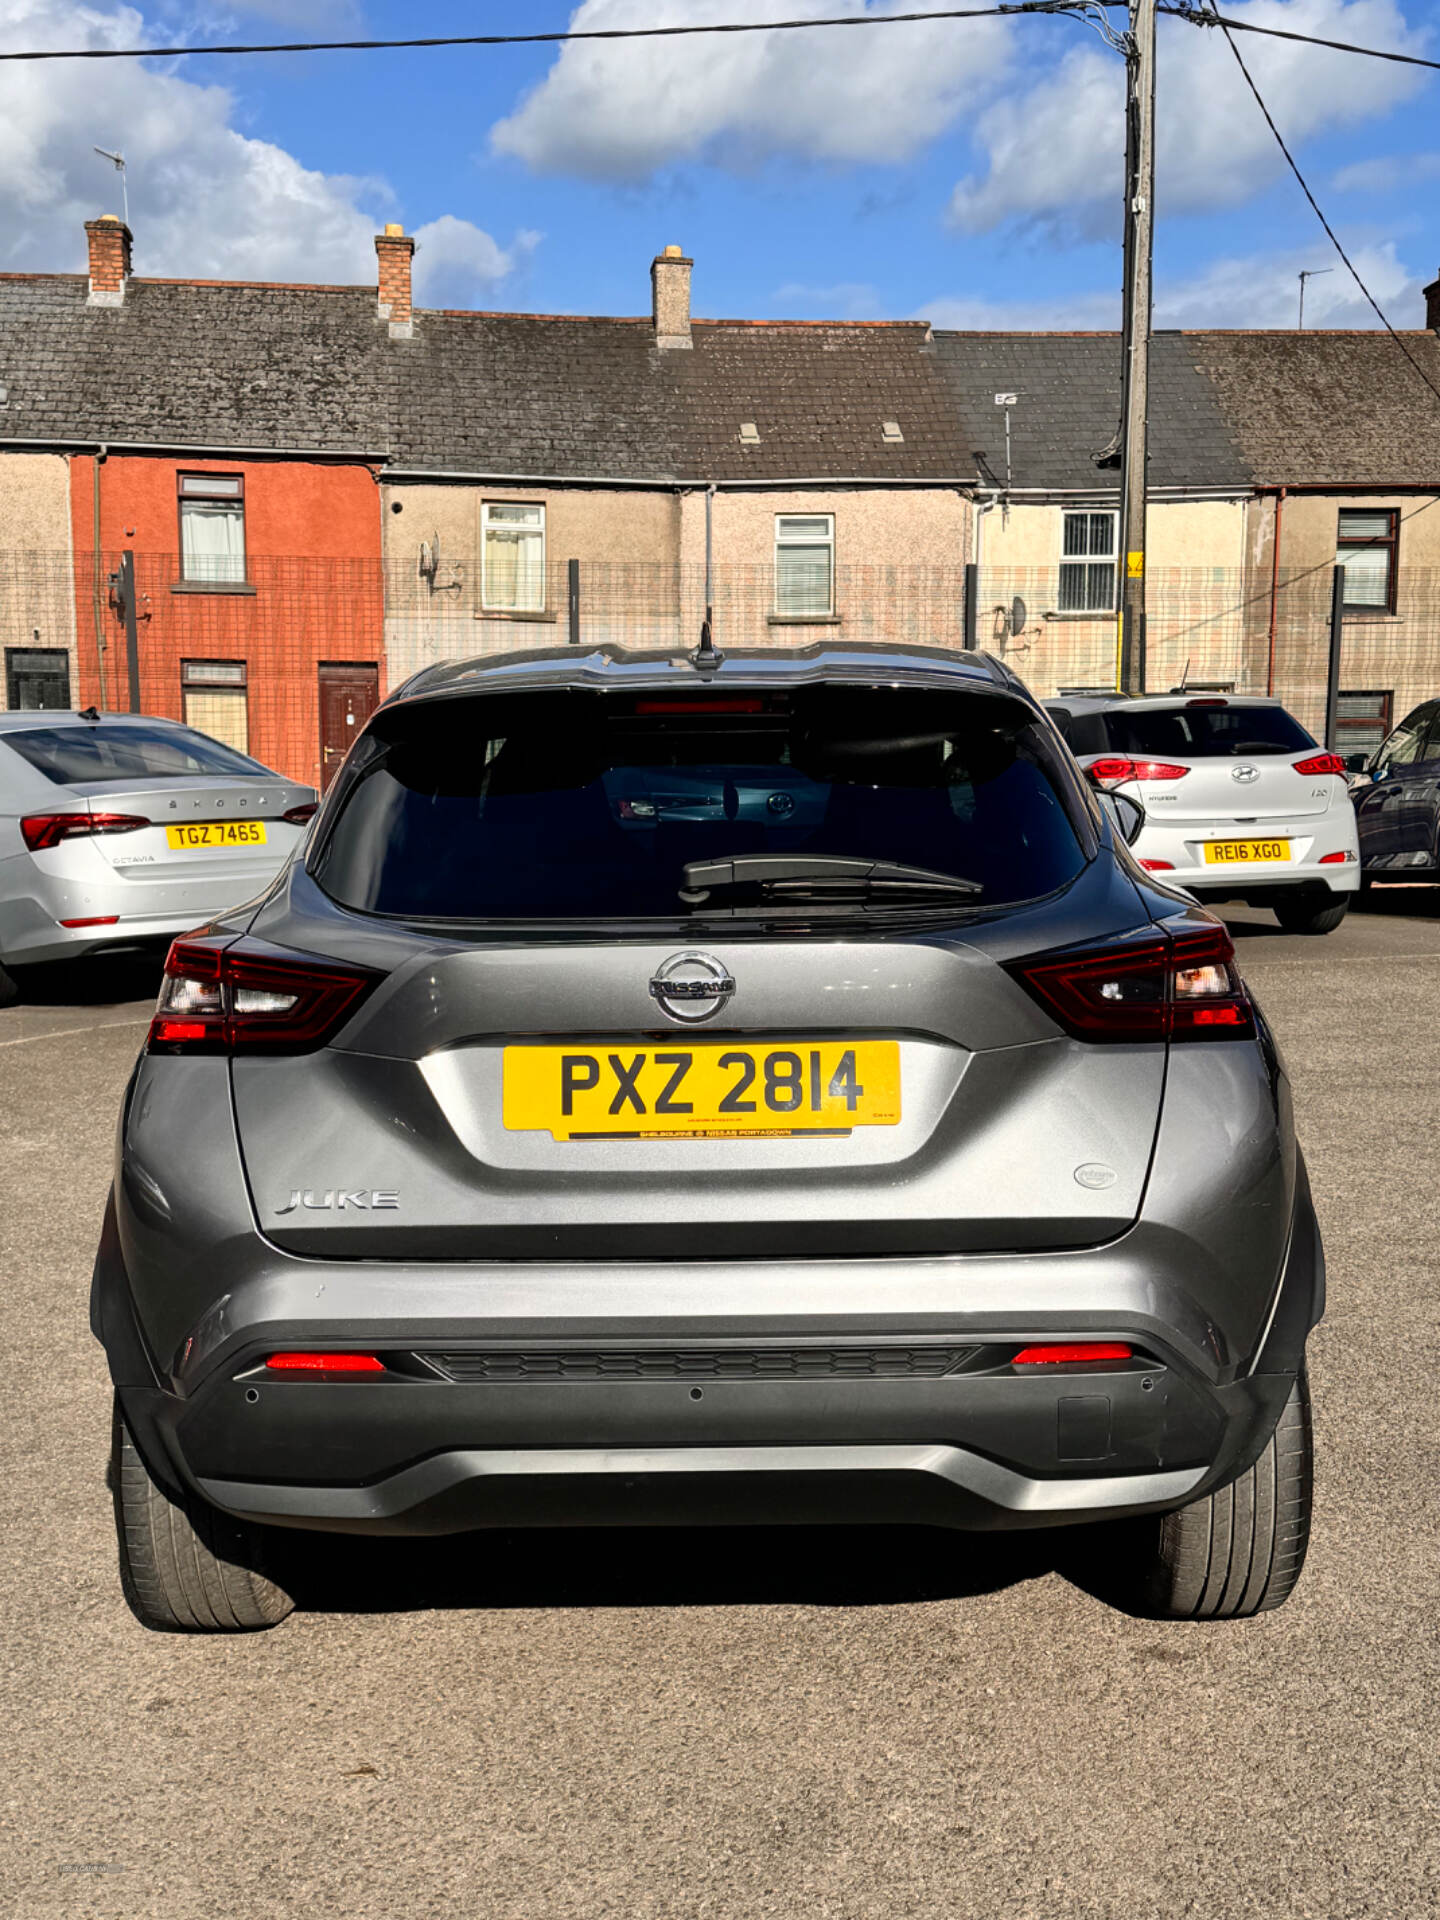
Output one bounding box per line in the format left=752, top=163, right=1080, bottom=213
left=933, top=331, right=1250, bottom=491
left=0, top=274, right=971, bottom=482
left=1182, top=331, right=1440, bottom=487
left=934, top=328, right=1440, bottom=491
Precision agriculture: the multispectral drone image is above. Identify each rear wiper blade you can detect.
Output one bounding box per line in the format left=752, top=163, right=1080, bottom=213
left=679, top=853, right=982, bottom=904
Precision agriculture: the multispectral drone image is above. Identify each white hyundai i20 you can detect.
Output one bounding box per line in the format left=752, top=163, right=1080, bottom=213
left=1046, top=693, right=1360, bottom=934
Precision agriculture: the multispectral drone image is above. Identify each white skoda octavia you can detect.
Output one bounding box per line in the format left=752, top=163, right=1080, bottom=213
left=1046, top=694, right=1360, bottom=934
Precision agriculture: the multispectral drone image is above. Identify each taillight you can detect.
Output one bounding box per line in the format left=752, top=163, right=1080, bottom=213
left=21, top=811, right=150, bottom=853
left=1086, top=757, right=1189, bottom=787
left=1293, top=752, right=1346, bottom=777
left=1013, top=1343, right=1133, bottom=1367
left=1006, top=922, right=1254, bottom=1042
left=282, top=802, right=319, bottom=826
left=265, top=1352, right=386, bottom=1374
left=147, top=936, right=380, bottom=1055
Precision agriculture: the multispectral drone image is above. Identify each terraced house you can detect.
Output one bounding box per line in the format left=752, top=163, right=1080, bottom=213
left=1, top=216, right=1438, bottom=783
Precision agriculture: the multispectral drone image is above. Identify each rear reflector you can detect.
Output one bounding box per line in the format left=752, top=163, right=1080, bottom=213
left=1293, top=752, right=1346, bottom=777
left=1319, top=849, right=1351, bottom=864
left=148, top=936, right=380, bottom=1055
left=1087, top=758, right=1189, bottom=787
left=1005, top=921, right=1254, bottom=1043
left=1013, top=1343, right=1133, bottom=1366
left=59, top=915, right=120, bottom=929
left=1138, top=859, right=1174, bottom=871
left=266, top=1352, right=385, bottom=1374
left=22, top=811, right=150, bottom=853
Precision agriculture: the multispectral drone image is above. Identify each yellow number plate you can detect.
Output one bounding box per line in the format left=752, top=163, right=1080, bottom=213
left=1202, top=839, right=1291, bottom=865
left=165, top=821, right=268, bottom=851
left=503, top=1041, right=901, bottom=1140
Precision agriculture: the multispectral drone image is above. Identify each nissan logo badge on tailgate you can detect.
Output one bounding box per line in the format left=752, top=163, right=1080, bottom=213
left=649, top=952, right=735, bottom=1024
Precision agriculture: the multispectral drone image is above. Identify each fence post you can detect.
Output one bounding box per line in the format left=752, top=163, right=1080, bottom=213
left=1324, top=564, right=1344, bottom=749
left=119, top=549, right=141, bottom=712
left=567, top=558, right=581, bottom=646
left=963, top=562, right=978, bottom=650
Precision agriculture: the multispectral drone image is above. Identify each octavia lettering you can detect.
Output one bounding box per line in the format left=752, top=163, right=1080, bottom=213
left=509, top=1041, right=899, bottom=1140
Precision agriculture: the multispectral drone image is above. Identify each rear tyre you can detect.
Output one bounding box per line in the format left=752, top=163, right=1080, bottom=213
left=1274, top=894, right=1349, bottom=935
left=1114, top=1367, right=1313, bottom=1621
left=111, top=1396, right=294, bottom=1633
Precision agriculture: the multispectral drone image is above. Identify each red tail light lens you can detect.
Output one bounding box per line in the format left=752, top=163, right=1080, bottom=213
left=282, top=802, right=319, bottom=826
left=148, top=936, right=380, bottom=1055
left=22, top=811, right=150, bottom=852
left=1086, top=758, right=1189, bottom=787
left=1293, top=752, right=1346, bottom=777
left=266, top=1352, right=386, bottom=1374
left=1006, top=921, right=1254, bottom=1043
left=1013, top=1343, right=1133, bottom=1367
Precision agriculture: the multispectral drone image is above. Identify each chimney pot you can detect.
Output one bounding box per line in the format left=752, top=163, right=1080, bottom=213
left=376, top=225, right=417, bottom=339
left=1425, top=268, right=1440, bottom=334
left=652, top=246, right=693, bottom=350
left=85, top=215, right=132, bottom=308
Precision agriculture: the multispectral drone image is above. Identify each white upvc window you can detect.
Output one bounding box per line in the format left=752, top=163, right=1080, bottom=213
left=482, top=502, right=546, bottom=612
left=179, top=473, right=246, bottom=585
left=1059, top=509, right=1118, bottom=612
left=181, top=658, right=249, bottom=754
left=775, top=513, right=835, bottom=617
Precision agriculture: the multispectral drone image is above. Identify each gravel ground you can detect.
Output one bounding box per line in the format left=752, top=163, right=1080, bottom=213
left=1, top=897, right=1437, bottom=1920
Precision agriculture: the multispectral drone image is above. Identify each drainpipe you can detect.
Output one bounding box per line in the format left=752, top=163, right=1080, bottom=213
left=1266, top=486, right=1286, bottom=698
left=91, top=445, right=109, bottom=708
left=966, top=491, right=998, bottom=650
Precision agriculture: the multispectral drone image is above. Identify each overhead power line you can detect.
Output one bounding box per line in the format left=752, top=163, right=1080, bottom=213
left=1159, top=6, right=1440, bottom=76
left=0, top=5, right=1094, bottom=64
left=1212, top=12, right=1440, bottom=417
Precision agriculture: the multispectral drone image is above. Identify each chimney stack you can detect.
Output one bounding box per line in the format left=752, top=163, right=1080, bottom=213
left=376, top=224, right=416, bottom=339
left=1426, top=269, right=1440, bottom=333
left=85, top=215, right=132, bottom=308
left=651, top=244, right=692, bottom=350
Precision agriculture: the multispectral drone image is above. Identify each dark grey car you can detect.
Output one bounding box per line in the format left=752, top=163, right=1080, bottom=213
left=94, top=643, right=1320, bottom=1631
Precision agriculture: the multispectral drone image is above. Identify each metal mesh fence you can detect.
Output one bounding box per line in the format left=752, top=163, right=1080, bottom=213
left=2, top=549, right=1438, bottom=786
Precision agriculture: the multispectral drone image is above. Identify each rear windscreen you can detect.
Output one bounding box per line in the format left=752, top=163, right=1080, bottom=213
left=1, top=721, right=269, bottom=785
left=1091, top=704, right=1314, bottom=759
left=313, top=686, right=1087, bottom=922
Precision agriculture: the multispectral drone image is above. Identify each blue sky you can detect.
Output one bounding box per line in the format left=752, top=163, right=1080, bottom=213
left=1, top=0, right=1437, bottom=329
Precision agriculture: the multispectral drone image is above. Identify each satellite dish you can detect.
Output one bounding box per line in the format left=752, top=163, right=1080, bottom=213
left=1010, top=596, right=1027, bottom=637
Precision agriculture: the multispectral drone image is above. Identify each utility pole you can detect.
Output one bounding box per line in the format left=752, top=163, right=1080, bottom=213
left=1116, top=0, right=1156, bottom=694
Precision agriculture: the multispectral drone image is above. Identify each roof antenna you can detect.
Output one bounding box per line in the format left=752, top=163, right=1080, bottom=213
left=689, top=482, right=725, bottom=670
left=93, top=147, right=128, bottom=228
left=1178, top=656, right=1191, bottom=693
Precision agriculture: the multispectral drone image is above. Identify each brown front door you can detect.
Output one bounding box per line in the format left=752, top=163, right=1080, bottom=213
left=318, top=662, right=379, bottom=792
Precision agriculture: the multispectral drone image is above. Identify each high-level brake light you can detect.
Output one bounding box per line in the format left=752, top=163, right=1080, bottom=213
left=1005, top=922, right=1254, bottom=1042
left=148, top=937, right=380, bottom=1055
left=22, top=811, right=150, bottom=852
left=1087, top=758, right=1189, bottom=787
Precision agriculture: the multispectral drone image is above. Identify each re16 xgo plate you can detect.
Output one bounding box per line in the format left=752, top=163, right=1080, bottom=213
left=503, top=1040, right=901, bottom=1141
left=1202, top=838, right=1291, bottom=864
left=165, top=821, right=268, bottom=851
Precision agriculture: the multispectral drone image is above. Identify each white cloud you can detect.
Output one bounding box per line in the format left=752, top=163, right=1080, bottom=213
left=0, top=0, right=526, bottom=305
left=950, top=0, right=1432, bottom=238
left=1153, top=240, right=1423, bottom=328
left=1332, top=150, right=1440, bottom=192
left=773, top=280, right=884, bottom=318
left=413, top=216, right=540, bottom=309
left=491, top=0, right=1014, bottom=178
left=919, top=289, right=1119, bottom=330
left=919, top=241, right=1427, bottom=332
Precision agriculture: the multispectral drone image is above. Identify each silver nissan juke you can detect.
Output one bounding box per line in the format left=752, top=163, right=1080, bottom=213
left=93, top=642, right=1321, bottom=1632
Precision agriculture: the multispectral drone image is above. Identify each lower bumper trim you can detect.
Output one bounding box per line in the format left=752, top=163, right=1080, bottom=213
left=199, top=1444, right=1207, bottom=1536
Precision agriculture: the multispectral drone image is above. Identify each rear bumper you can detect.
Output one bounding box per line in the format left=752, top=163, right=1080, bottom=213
left=96, top=1160, right=1323, bottom=1537
left=1130, top=811, right=1360, bottom=895
left=0, top=849, right=288, bottom=966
